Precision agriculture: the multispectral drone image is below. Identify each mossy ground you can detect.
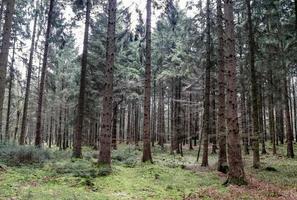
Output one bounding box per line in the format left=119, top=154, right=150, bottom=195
left=0, top=143, right=296, bottom=200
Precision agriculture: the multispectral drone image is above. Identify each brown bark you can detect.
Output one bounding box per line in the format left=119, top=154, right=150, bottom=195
left=5, top=38, right=16, bottom=141
left=224, top=0, right=246, bottom=185
left=201, top=0, right=211, bottom=167
left=268, top=68, right=276, bottom=155
left=73, top=0, right=91, bottom=158
left=142, top=0, right=153, bottom=163
left=217, top=0, right=227, bottom=173
left=98, top=0, right=117, bottom=166
left=35, top=0, right=55, bottom=147
left=0, top=0, right=15, bottom=139
left=246, top=0, right=260, bottom=168
left=284, top=77, right=294, bottom=158
left=20, top=3, right=39, bottom=145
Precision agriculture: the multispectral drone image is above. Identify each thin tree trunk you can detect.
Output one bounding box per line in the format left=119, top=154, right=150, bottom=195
left=35, top=0, right=55, bottom=147
left=5, top=38, right=16, bottom=141
left=98, top=0, right=117, bottom=166
left=284, top=77, right=294, bottom=158
left=201, top=0, right=211, bottom=167
left=73, top=0, right=91, bottom=158
left=246, top=0, right=260, bottom=168
left=0, top=0, right=16, bottom=139
left=20, top=3, right=39, bottom=145
left=142, top=0, right=153, bottom=163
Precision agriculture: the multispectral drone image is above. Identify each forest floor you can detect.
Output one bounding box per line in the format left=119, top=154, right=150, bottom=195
left=0, top=143, right=297, bottom=200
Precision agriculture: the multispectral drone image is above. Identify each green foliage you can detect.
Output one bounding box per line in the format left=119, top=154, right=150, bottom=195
left=0, top=143, right=51, bottom=166
left=111, top=146, right=139, bottom=168
left=50, top=159, right=97, bottom=178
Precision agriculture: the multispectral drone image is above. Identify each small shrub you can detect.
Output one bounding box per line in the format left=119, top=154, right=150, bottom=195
left=52, top=160, right=97, bottom=178
left=0, top=143, right=51, bottom=166
left=112, top=147, right=138, bottom=168
left=97, top=165, right=112, bottom=176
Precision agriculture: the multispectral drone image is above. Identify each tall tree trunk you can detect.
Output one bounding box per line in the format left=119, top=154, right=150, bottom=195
left=284, top=77, right=294, bottom=158
left=268, top=67, right=276, bottom=155
left=0, top=0, right=16, bottom=139
left=98, top=0, right=117, bottom=166
left=259, top=78, right=266, bottom=154
left=201, top=0, right=211, bottom=167
left=217, top=0, right=227, bottom=172
left=246, top=0, right=260, bottom=168
left=224, top=0, right=246, bottom=185
left=5, top=38, right=16, bottom=141
left=35, top=0, right=55, bottom=147
left=142, top=0, right=153, bottom=163
left=73, top=0, right=91, bottom=158
left=20, top=3, right=39, bottom=145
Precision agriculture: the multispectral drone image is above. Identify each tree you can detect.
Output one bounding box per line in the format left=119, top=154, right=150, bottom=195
left=73, top=0, right=91, bottom=158
left=98, top=0, right=117, bottom=166
left=0, top=0, right=16, bottom=140
left=246, top=0, right=260, bottom=169
left=20, top=0, right=39, bottom=145
left=35, top=0, right=55, bottom=147
left=217, top=0, right=227, bottom=173
left=201, top=0, right=211, bottom=167
left=224, top=0, right=246, bottom=185
left=142, top=0, right=153, bottom=163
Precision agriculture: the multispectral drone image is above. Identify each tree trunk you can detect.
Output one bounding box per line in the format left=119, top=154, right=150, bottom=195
left=268, top=68, right=276, bottom=155
left=0, top=0, right=16, bottom=139
left=201, top=0, right=211, bottom=167
left=73, top=0, right=91, bottom=158
left=35, top=0, right=55, bottom=147
left=98, top=0, right=117, bottom=166
left=284, top=77, right=294, bottom=158
left=5, top=38, right=16, bottom=141
left=246, top=0, right=260, bottom=168
left=20, top=3, right=39, bottom=145
left=142, top=0, right=153, bottom=163
left=224, top=0, right=246, bottom=185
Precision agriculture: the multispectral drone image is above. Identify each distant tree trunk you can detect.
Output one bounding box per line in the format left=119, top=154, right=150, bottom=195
left=224, top=0, right=246, bottom=185
left=284, top=77, right=294, bottom=158
left=112, top=103, right=118, bottom=150
left=14, top=110, right=20, bottom=141
left=35, top=0, right=55, bottom=147
left=20, top=4, right=39, bottom=145
left=211, top=76, right=217, bottom=154
left=268, top=68, right=276, bottom=155
left=126, top=102, right=131, bottom=144
left=201, top=0, right=211, bottom=167
left=217, top=0, right=227, bottom=172
left=0, top=0, right=16, bottom=139
left=246, top=0, right=260, bottom=168
left=134, top=102, right=140, bottom=146
left=142, top=0, right=153, bottom=163
left=5, top=38, right=16, bottom=141
left=258, top=78, right=266, bottom=154
left=73, top=0, right=91, bottom=158
left=157, top=80, right=165, bottom=148
left=98, top=0, right=117, bottom=166
left=151, top=75, right=156, bottom=146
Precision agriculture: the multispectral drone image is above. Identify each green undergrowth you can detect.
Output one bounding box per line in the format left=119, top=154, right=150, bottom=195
left=246, top=143, right=297, bottom=188
left=0, top=144, right=224, bottom=200
left=0, top=143, right=296, bottom=200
